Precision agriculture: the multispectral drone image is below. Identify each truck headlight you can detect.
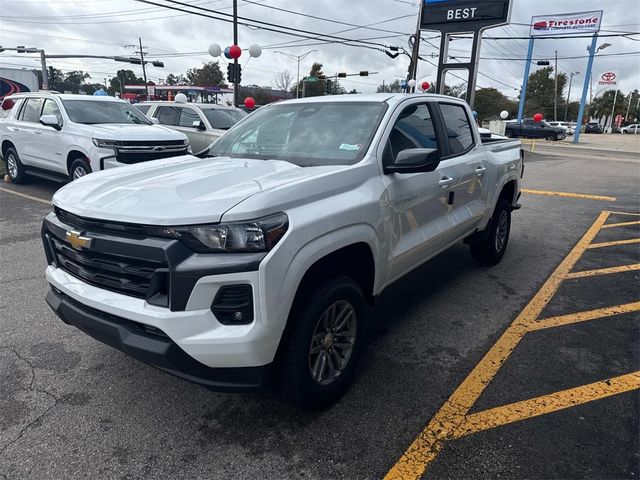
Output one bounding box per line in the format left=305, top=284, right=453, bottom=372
left=93, top=139, right=122, bottom=148
left=149, top=213, right=288, bottom=253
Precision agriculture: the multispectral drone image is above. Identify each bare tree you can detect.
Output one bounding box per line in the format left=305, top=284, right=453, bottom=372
left=274, top=70, right=293, bottom=97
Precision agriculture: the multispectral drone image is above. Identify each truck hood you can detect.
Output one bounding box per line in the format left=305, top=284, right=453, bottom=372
left=90, top=123, right=186, bottom=141
left=52, top=156, right=341, bottom=225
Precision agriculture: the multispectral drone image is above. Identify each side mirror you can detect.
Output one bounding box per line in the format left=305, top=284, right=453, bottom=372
left=193, top=120, right=206, bottom=131
left=39, top=114, right=61, bottom=130
left=150, top=117, right=160, bottom=125
left=385, top=148, right=440, bottom=174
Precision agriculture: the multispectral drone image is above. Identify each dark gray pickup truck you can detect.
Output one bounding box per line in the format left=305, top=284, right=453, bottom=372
left=505, top=119, right=566, bottom=141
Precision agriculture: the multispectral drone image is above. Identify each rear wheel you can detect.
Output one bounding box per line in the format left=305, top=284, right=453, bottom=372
left=69, top=157, right=91, bottom=181
left=505, top=129, right=514, bottom=138
left=546, top=132, right=557, bottom=141
left=278, top=276, right=366, bottom=410
left=4, top=147, right=26, bottom=184
left=470, top=198, right=512, bottom=266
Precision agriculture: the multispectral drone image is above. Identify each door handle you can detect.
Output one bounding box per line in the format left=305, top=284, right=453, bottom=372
left=475, top=166, right=487, bottom=176
left=438, top=176, right=454, bottom=188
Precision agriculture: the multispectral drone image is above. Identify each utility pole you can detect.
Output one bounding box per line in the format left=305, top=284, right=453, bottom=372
left=233, top=0, right=239, bottom=107
left=624, top=92, right=633, bottom=121
left=564, top=72, right=579, bottom=122
left=608, top=88, right=619, bottom=133
left=138, top=37, right=149, bottom=99
left=554, top=50, right=558, bottom=122
left=274, top=50, right=316, bottom=99
left=407, top=0, right=424, bottom=92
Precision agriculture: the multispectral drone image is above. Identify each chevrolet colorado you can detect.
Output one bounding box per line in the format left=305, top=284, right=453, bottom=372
left=42, top=94, right=523, bottom=408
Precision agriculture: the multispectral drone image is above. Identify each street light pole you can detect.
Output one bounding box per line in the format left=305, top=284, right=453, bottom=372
left=138, top=37, right=148, bottom=99
left=564, top=72, right=579, bottom=122
left=274, top=50, right=316, bottom=99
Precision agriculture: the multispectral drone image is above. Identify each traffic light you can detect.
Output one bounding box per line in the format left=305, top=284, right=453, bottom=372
left=537, top=60, right=550, bottom=66
left=151, top=61, right=164, bottom=68
left=236, top=64, right=242, bottom=84
left=337, top=72, right=347, bottom=78
left=0, top=46, right=4, bottom=53
left=227, top=63, right=234, bottom=83
left=359, top=71, right=369, bottom=76
left=16, top=46, right=26, bottom=53
left=325, top=79, right=333, bottom=95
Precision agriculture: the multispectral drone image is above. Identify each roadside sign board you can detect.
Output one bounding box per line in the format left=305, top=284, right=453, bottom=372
left=594, top=70, right=619, bottom=97
left=421, top=0, right=511, bottom=32
left=530, top=10, right=603, bottom=37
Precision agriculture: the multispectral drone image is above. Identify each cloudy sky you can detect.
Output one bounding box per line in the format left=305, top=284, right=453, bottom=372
left=1, top=0, right=638, bottom=100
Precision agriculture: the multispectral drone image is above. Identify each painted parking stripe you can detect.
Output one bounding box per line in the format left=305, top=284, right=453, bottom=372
left=0, top=187, right=50, bottom=205
left=601, top=220, right=640, bottom=229
left=521, top=189, right=616, bottom=202
left=384, top=211, right=612, bottom=480
left=607, top=211, right=640, bottom=217
left=530, top=301, right=640, bottom=331
left=565, top=263, right=640, bottom=279
left=453, top=372, right=640, bottom=438
left=587, top=238, right=640, bottom=249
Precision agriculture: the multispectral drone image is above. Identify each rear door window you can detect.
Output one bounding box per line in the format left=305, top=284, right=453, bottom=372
left=178, top=107, right=201, bottom=127
left=156, top=106, right=180, bottom=126
left=439, top=103, right=475, bottom=156
left=20, top=98, right=45, bottom=123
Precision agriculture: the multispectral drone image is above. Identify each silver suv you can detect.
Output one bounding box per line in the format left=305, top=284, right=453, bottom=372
left=137, top=101, right=247, bottom=156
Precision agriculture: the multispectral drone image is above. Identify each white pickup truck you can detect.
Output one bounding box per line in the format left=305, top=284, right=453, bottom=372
left=42, top=94, right=523, bottom=408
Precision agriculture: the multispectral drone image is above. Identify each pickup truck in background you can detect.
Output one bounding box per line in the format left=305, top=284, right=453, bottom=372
left=505, top=118, right=567, bottom=141
left=42, top=94, right=523, bottom=409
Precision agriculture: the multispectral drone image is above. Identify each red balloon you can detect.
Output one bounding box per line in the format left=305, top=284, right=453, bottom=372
left=533, top=113, right=543, bottom=122
left=229, top=45, right=242, bottom=59
left=244, top=97, right=256, bottom=109
left=421, top=81, right=430, bottom=91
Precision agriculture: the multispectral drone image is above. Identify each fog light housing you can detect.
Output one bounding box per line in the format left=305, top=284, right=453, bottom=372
left=211, top=285, right=253, bottom=325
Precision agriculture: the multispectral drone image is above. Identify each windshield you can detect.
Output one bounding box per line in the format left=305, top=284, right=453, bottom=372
left=203, top=108, right=247, bottom=130
left=62, top=100, right=152, bottom=125
left=210, top=101, right=387, bottom=167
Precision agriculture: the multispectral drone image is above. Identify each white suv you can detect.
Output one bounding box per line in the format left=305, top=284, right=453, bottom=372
left=0, top=92, right=189, bottom=183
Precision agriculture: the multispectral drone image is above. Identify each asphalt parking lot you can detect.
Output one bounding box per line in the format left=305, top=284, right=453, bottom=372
left=1, top=142, right=638, bottom=479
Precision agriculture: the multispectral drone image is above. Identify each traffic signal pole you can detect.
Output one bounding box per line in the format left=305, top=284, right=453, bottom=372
left=233, top=0, right=239, bottom=107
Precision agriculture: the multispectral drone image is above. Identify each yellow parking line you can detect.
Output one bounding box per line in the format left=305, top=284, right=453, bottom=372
left=530, top=302, right=640, bottom=331
left=607, top=211, right=640, bottom=217
left=0, top=186, right=50, bottom=205
left=521, top=189, right=616, bottom=202
left=565, top=263, right=640, bottom=279
left=384, top=211, right=611, bottom=480
left=587, top=238, right=640, bottom=249
left=601, top=220, right=640, bottom=229
left=453, top=372, right=640, bottom=438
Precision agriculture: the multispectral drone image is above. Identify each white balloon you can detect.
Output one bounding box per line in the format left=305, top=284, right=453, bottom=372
left=174, top=93, right=188, bottom=103
left=408, top=79, right=416, bottom=88
left=500, top=110, right=509, bottom=119
left=208, top=43, right=222, bottom=57
left=248, top=44, right=262, bottom=58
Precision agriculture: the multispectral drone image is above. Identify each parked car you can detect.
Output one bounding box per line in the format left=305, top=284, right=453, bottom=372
left=620, top=124, right=640, bottom=134
left=0, top=92, right=189, bottom=183
left=547, top=121, right=574, bottom=135
left=504, top=119, right=566, bottom=141
left=42, top=94, right=523, bottom=409
left=585, top=122, right=603, bottom=134
left=137, top=101, right=247, bottom=156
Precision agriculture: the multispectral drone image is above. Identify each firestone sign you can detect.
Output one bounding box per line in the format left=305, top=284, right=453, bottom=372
left=530, top=10, right=603, bottom=37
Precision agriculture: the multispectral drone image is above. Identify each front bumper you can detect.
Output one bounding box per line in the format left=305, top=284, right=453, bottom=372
left=45, top=287, right=271, bottom=391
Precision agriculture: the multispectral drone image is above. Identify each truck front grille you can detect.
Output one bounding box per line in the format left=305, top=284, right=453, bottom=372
left=114, top=141, right=189, bottom=164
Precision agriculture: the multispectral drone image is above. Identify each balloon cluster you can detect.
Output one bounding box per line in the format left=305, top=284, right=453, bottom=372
left=208, top=43, right=262, bottom=60
left=407, top=79, right=431, bottom=92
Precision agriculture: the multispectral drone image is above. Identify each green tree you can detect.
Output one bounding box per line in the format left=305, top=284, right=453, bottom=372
left=473, top=88, right=518, bottom=122
left=293, top=62, right=326, bottom=97
left=377, top=79, right=402, bottom=93
left=165, top=73, right=186, bottom=85
left=186, top=61, right=225, bottom=87
left=107, top=69, right=144, bottom=96
left=589, top=89, right=627, bottom=127
left=522, top=66, right=567, bottom=119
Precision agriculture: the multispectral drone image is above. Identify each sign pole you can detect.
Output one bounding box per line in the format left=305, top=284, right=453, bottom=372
left=574, top=33, right=598, bottom=144
left=608, top=88, right=619, bottom=132
left=517, top=37, right=534, bottom=124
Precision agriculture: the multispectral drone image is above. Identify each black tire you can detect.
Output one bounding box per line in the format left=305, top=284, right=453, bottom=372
left=470, top=198, right=512, bottom=266
left=69, top=157, right=92, bottom=181
left=505, top=129, right=514, bottom=138
left=4, top=147, right=26, bottom=184
left=546, top=132, right=557, bottom=141
left=278, top=276, right=366, bottom=410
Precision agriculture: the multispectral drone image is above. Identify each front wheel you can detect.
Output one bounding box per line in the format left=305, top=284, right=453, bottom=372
left=278, top=276, right=366, bottom=409
left=69, top=157, right=92, bottom=181
left=4, top=147, right=26, bottom=184
left=546, top=133, right=558, bottom=141
left=505, top=129, right=514, bottom=138
left=470, top=198, right=512, bottom=265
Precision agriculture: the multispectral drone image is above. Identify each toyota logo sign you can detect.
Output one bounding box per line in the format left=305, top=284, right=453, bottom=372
left=601, top=72, right=616, bottom=82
